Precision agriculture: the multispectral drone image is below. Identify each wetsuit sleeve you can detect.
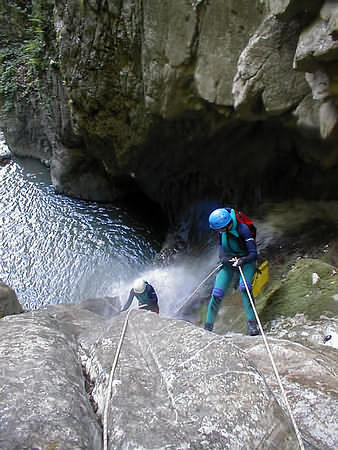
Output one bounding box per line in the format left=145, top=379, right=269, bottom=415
left=218, top=233, right=226, bottom=260
left=121, top=289, right=134, bottom=311
left=238, top=224, right=257, bottom=263
left=146, top=284, right=158, bottom=303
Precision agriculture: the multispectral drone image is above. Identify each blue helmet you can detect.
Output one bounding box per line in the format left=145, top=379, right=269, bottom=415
left=209, top=208, right=232, bottom=230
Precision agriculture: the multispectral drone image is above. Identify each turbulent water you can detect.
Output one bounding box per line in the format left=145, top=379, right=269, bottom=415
left=0, top=141, right=219, bottom=317
left=1, top=134, right=337, bottom=339
left=0, top=134, right=222, bottom=316
left=0, top=145, right=162, bottom=310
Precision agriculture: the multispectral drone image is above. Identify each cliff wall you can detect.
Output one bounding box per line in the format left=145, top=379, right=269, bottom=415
left=0, top=0, right=338, bottom=226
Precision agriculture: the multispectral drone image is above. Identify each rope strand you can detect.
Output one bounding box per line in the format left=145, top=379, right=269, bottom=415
left=176, top=264, right=222, bottom=315
left=238, top=263, right=305, bottom=450
left=103, top=264, right=304, bottom=449
left=103, top=305, right=139, bottom=450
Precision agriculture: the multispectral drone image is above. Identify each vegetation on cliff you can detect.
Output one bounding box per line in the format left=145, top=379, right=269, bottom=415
left=0, top=0, right=54, bottom=116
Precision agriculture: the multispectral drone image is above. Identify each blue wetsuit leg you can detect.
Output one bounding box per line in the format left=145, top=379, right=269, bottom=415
left=206, top=265, right=233, bottom=327
left=239, top=262, right=256, bottom=321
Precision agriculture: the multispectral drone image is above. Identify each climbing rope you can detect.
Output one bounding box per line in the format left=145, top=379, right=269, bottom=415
left=103, top=304, right=144, bottom=450
left=176, top=263, right=222, bottom=316
left=238, top=263, right=305, bottom=450
left=103, top=264, right=304, bottom=449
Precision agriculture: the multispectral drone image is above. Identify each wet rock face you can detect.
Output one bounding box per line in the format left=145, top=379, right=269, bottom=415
left=1, top=1, right=338, bottom=218
left=0, top=303, right=337, bottom=449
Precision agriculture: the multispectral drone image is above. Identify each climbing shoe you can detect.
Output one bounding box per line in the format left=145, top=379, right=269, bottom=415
left=247, top=320, right=260, bottom=336
left=204, top=323, right=214, bottom=332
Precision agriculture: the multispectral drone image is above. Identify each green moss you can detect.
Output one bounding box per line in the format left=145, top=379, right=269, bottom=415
left=259, top=258, right=338, bottom=323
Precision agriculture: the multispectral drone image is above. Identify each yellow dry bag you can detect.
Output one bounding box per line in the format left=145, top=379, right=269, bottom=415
left=252, top=260, right=269, bottom=297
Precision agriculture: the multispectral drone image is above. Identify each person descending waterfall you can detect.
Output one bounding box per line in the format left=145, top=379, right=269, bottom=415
left=205, top=208, right=259, bottom=336
left=121, top=278, right=159, bottom=313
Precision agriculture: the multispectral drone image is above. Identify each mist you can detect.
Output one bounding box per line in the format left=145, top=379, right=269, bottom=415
left=115, top=246, right=219, bottom=320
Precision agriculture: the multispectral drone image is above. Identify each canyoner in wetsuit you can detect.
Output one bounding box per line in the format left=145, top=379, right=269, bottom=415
left=121, top=278, right=159, bottom=313
left=204, top=208, right=259, bottom=336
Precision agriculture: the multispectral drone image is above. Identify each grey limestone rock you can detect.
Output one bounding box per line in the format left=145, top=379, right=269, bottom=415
left=0, top=306, right=104, bottom=450
left=1, top=303, right=338, bottom=448
left=232, top=16, right=309, bottom=118
left=0, top=281, right=23, bottom=318
left=1, top=0, right=338, bottom=221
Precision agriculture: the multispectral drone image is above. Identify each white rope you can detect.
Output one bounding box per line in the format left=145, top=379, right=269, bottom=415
left=176, top=263, right=222, bottom=315
left=238, top=263, right=305, bottom=450
left=103, top=305, right=142, bottom=450
left=103, top=264, right=304, bottom=449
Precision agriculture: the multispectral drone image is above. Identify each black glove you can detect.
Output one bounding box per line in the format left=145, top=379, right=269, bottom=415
left=231, top=257, right=247, bottom=267
left=220, top=258, right=232, bottom=268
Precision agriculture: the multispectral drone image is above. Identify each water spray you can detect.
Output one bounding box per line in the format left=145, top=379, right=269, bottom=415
left=175, top=263, right=222, bottom=316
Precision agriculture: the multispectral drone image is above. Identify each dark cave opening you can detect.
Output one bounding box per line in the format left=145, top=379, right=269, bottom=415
left=128, top=116, right=338, bottom=248
left=113, top=174, right=169, bottom=242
